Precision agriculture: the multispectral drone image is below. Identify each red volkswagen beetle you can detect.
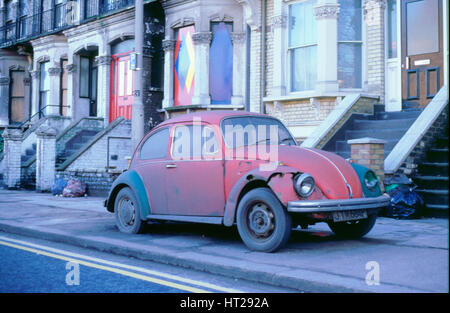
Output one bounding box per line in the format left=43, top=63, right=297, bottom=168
left=105, top=111, right=390, bottom=252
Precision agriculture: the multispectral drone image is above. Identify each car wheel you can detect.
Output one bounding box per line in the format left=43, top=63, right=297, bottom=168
left=327, top=214, right=377, bottom=239
left=114, top=187, right=146, bottom=234
left=236, top=188, right=292, bottom=252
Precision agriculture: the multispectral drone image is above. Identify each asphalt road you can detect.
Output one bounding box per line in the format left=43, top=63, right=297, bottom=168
left=0, top=233, right=297, bottom=293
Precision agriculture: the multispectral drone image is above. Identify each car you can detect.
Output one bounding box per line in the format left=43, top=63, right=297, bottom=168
left=104, top=111, right=390, bottom=252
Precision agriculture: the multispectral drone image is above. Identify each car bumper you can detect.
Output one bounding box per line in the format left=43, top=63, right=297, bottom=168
left=287, top=194, right=390, bottom=213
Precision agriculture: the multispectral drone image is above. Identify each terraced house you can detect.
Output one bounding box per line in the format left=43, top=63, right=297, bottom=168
left=0, top=0, right=448, bottom=215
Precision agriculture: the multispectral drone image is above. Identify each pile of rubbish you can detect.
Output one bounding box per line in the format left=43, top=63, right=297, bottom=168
left=52, top=178, right=87, bottom=197
left=383, top=174, right=424, bottom=219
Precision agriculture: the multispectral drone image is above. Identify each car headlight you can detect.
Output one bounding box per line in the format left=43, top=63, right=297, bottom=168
left=294, top=173, right=315, bottom=198
left=364, top=170, right=379, bottom=190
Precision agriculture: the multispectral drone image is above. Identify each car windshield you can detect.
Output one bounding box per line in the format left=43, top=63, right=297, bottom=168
left=221, top=116, right=297, bottom=148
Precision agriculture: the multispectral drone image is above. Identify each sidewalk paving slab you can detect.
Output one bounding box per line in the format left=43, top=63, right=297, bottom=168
left=0, top=189, right=448, bottom=293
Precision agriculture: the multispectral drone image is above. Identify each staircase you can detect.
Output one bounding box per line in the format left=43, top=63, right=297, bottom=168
left=324, top=105, right=423, bottom=160
left=413, top=126, right=449, bottom=217
left=55, top=130, right=100, bottom=167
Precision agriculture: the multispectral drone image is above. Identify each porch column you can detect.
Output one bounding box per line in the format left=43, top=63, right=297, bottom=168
left=270, top=1, right=287, bottom=97
left=96, top=55, right=111, bottom=125
left=191, top=32, right=212, bottom=106
left=35, top=125, right=56, bottom=192
left=47, top=66, right=62, bottom=116
left=162, top=39, right=175, bottom=109
left=230, top=32, right=246, bottom=106
left=23, top=76, right=31, bottom=121
left=30, top=70, right=40, bottom=120
left=2, top=128, right=22, bottom=189
left=314, top=0, right=340, bottom=93
left=64, top=60, right=76, bottom=119
left=0, top=76, right=10, bottom=125
left=364, top=0, right=387, bottom=102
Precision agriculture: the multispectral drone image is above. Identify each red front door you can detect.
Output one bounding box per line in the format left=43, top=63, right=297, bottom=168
left=110, top=53, right=134, bottom=122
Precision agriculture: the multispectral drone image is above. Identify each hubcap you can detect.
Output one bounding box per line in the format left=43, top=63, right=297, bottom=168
left=248, top=203, right=275, bottom=238
left=118, top=198, right=135, bottom=226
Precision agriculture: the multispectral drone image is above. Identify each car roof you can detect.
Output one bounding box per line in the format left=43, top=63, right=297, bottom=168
left=156, top=110, right=270, bottom=128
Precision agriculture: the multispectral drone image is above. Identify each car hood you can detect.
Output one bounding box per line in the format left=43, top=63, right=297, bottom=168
left=277, top=146, right=363, bottom=199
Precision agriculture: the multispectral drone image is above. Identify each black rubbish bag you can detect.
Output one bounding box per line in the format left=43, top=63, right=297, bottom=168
left=385, top=185, right=425, bottom=219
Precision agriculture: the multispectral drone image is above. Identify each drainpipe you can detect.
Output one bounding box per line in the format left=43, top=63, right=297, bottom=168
left=260, top=0, right=266, bottom=114
left=132, top=0, right=144, bottom=150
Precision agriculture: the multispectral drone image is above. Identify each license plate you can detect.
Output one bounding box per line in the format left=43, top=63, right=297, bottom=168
left=332, top=210, right=368, bottom=222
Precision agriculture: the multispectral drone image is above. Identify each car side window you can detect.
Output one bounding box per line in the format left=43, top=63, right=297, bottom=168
left=172, top=125, right=219, bottom=160
left=140, top=127, right=170, bottom=160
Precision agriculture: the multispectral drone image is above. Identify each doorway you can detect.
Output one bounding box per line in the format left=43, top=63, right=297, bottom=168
left=110, top=52, right=134, bottom=122
left=401, top=0, right=443, bottom=108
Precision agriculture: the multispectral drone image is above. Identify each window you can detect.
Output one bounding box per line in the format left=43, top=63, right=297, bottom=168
left=174, top=25, right=195, bottom=106
left=288, top=0, right=318, bottom=92
left=172, top=125, right=219, bottom=160
left=9, top=70, right=26, bottom=124
left=406, top=0, right=439, bottom=55
left=337, top=0, right=363, bottom=89
left=79, top=56, right=90, bottom=98
left=221, top=117, right=297, bottom=148
left=210, top=22, right=233, bottom=104
left=387, top=0, right=397, bottom=58
left=39, top=62, right=50, bottom=116
left=140, top=128, right=170, bottom=160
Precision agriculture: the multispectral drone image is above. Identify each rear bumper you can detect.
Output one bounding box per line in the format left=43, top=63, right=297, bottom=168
left=287, top=194, right=390, bottom=213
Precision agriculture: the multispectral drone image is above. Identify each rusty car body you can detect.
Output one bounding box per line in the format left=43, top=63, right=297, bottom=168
left=105, top=111, right=390, bottom=252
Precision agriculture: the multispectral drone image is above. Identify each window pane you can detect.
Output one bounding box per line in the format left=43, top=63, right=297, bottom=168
left=172, top=125, right=219, bottom=159
left=289, top=0, right=317, bottom=47
left=291, top=45, right=317, bottom=92
left=79, top=57, right=90, bottom=97
left=406, top=0, right=439, bottom=55
left=140, top=128, right=170, bottom=160
left=126, top=61, right=133, bottom=96
left=387, top=0, right=398, bottom=58
left=338, top=43, right=362, bottom=88
left=118, top=60, right=125, bottom=97
left=40, top=62, right=50, bottom=91
left=338, top=0, right=362, bottom=41
left=210, top=22, right=233, bottom=104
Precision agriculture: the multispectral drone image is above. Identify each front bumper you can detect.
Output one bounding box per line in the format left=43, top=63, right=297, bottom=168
left=287, top=194, right=390, bottom=213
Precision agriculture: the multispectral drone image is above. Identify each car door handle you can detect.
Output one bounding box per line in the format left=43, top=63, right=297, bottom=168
left=166, top=164, right=177, bottom=169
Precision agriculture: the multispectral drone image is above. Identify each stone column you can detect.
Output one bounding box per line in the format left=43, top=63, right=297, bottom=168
left=2, top=128, right=22, bottom=189
left=30, top=70, right=40, bottom=119
left=162, top=39, right=175, bottom=108
left=0, top=76, right=10, bottom=125
left=191, top=32, right=212, bottom=106
left=248, top=26, right=261, bottom=113
left=23, top=76, right=31, bottom=121
left=47, top=66, right=62, bottom=116
left=65, top=62, right=76, bottom=119
left=96, top=55, right=111, bottom=125
left=314, top=0, right=340, bottom=93
left=35, top=125, right=56, bottom=192
left=270, top=2, right=287, bottom=97
left=348, top=137, right=386, bottom=190
left=364, top=0, right=386, bottom=102
left=230, top=32, right=246, bottom=106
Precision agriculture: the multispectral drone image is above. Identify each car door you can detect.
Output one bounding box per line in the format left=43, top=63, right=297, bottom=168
left=133, top=127, right=171, bottom=215
left=165, top=123, right=225, bottom=216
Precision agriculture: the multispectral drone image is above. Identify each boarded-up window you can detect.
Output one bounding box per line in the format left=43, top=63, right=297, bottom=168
left=10, top=71, right=26, bottom=124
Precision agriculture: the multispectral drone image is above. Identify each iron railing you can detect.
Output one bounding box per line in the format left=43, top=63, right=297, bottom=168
left=0, top=0, right=135, bottom=48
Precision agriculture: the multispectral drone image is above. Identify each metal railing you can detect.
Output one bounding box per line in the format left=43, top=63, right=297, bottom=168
left=18, top=105, right=70, bottom=129
left=0, top=0, right=135, bottom=48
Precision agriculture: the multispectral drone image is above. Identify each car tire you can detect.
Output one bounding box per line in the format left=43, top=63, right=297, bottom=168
left=327, top=214, right=377, bottom=239
left=114, top=187, right=146, bottom=234
left=236, top=187, right=292, bottom=252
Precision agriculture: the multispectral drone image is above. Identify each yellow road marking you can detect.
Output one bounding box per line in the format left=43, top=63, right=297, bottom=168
left=0, top=239, right=211, bottom=293
left=0, top=235, right=242, bottom=293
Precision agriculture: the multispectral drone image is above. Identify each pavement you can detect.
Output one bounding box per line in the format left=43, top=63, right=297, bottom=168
left=0, top=189, right=448, bottom=293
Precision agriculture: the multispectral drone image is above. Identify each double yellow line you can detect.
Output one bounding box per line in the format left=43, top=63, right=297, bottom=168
left=0, top=236, right=243, bottom=293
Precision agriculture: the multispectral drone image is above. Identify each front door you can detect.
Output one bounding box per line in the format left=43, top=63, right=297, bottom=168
left=110, top=53, right=134, bottom=122
left=401, top=0, right=443, bottom=108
